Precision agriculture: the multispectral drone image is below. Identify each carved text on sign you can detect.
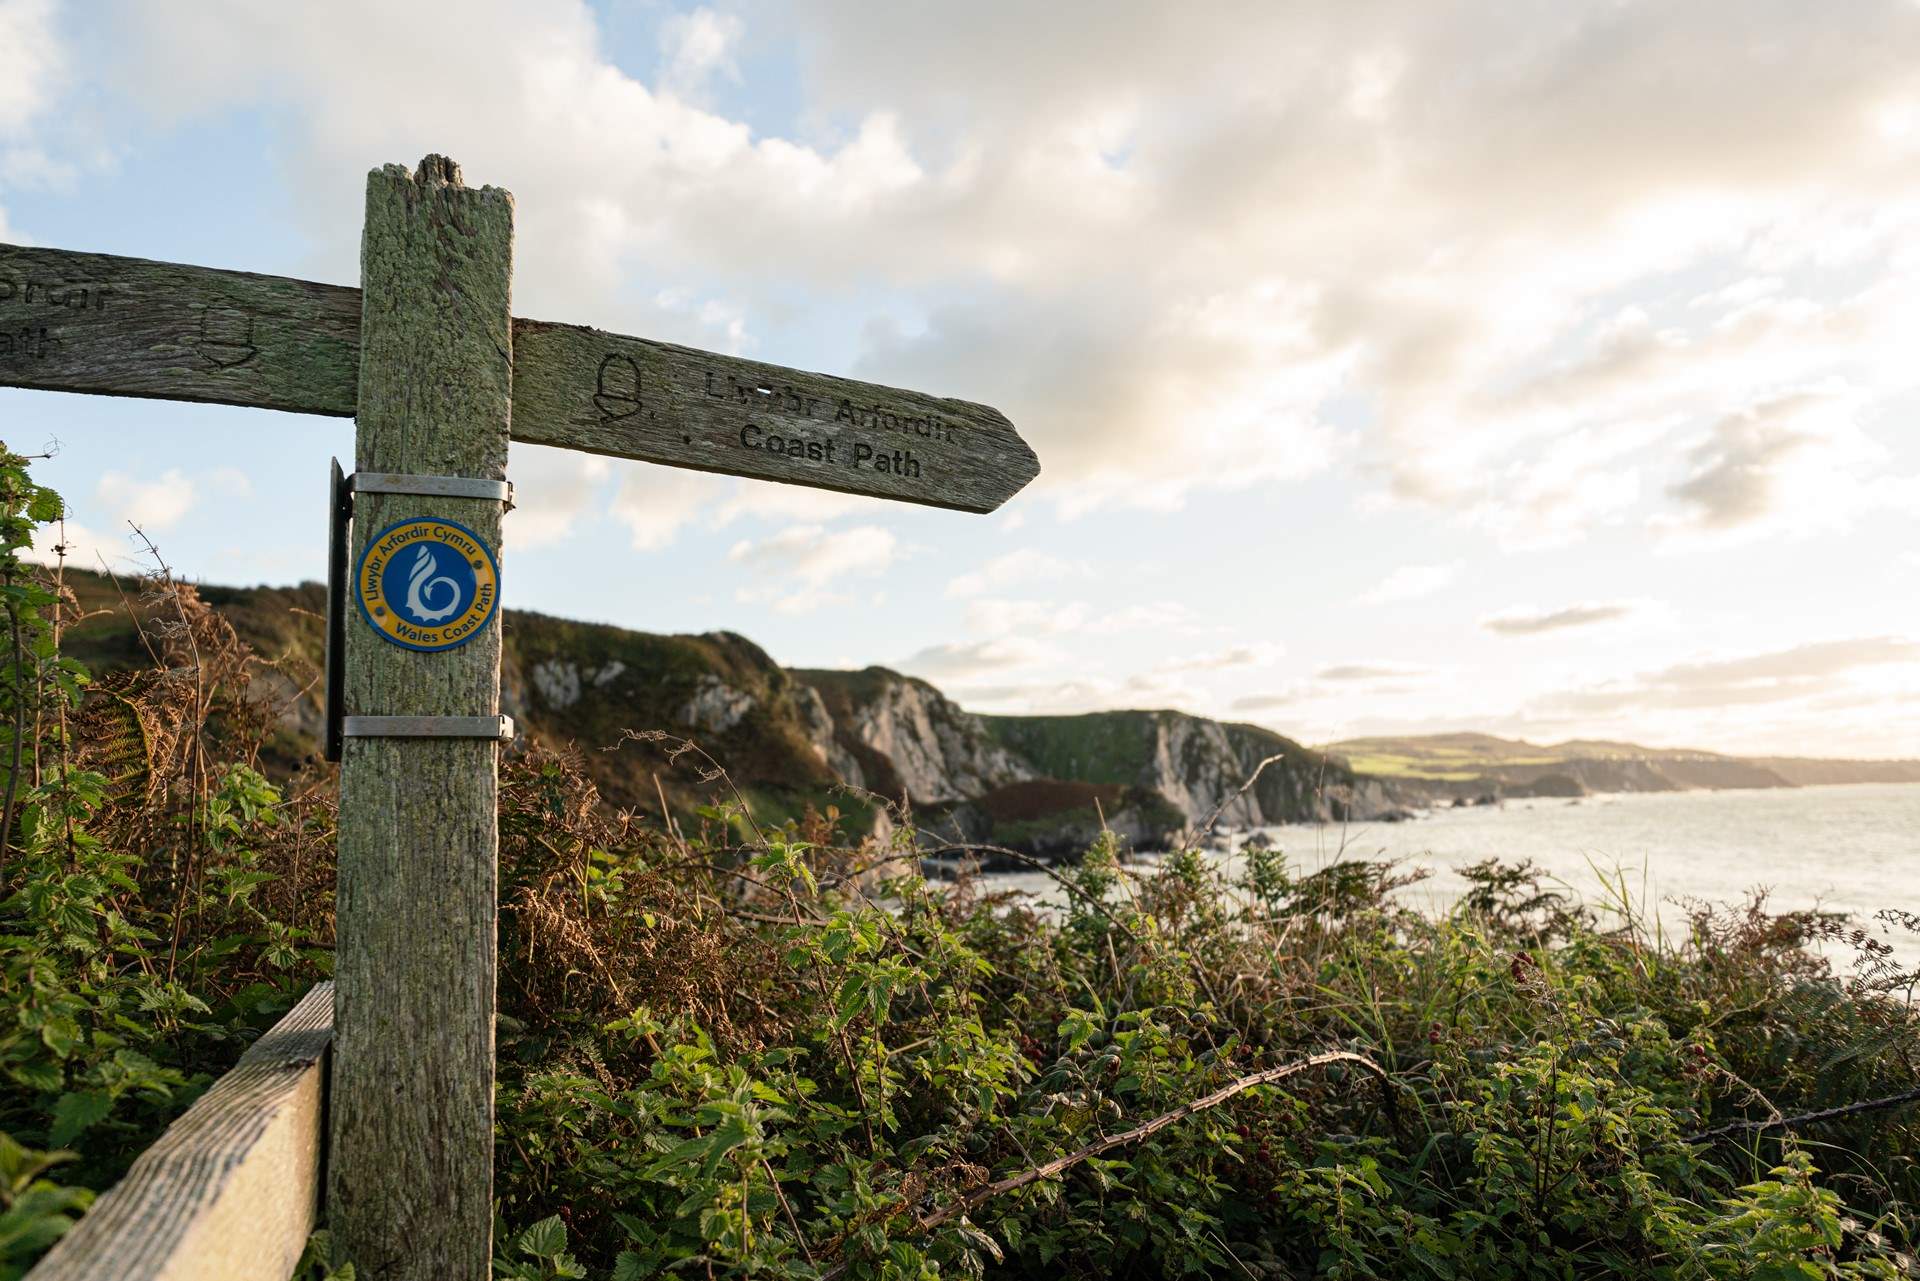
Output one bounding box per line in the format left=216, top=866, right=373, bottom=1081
left=0, top=271, right=114, bottom=360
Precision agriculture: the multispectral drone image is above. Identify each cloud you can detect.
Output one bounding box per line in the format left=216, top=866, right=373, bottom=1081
left=712, top=483, right=869, bottom=529
left=945, top=550, right=1084, bottom=598
left=96, top=468, right=195, bottom=531
left=940, top=669, right=1210, bottom=717
left=896, top=636, right=1062, bottom=682
left=725, top=522, right=900, bottom=614
left=1482, top=601, right=1638, bottom=636
left=1087, top=600, right=1208, bottom=636
left=1230, top=691, right=1298, bottom=713
left=23, top=519, right=125, bottom=571
left=1658, top=638, right=1920, bottom=689
left=505, top=444, right=609, bottom=549
left=105, top=0, right=1920, bottom=528
left=658, top=7, right=743, bottom=100
left=0, top=0, right=65, bottom=234
left=964, top=597, right=1089, bottom=636
left=1657, top=392, right=1917, bottom=542
left=1160, top=643, right=1284, bottom=673
left=1315, top=661, right=1429, bottom=682
left=1543, top=636, right=1920, bottom=719
left=1356, top=561, right=1460, bottom=606
left=0, top=0, right=62, bottom=134
left=608, top=464, right=726, bottom=551
left=729, top=522, right=899, bottom=585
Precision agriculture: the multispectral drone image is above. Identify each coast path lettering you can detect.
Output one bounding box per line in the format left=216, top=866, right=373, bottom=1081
left=0, top=242, right=1038, bottom=513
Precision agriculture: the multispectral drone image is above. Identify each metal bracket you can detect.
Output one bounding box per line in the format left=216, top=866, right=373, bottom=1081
left=343, top=715, right=516, bottom=741
left=322, top=458, right=514, bottom=761
left=324, top=458, right=351, bottom=762
left=349, top=472, right=513, bottom=506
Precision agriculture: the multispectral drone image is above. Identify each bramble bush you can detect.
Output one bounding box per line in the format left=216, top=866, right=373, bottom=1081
left=0, top=444, right=1914, bottom=1279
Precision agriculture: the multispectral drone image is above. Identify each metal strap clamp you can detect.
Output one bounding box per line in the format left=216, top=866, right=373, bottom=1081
left=343, top=715, right=516, bottom=742
left=349, top=472, right=513, bottom=507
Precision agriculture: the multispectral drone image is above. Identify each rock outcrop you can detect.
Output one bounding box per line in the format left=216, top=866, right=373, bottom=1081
left=795, top=667, right=1034, bottom=806
left=981, top=710, right=1408, bottom=828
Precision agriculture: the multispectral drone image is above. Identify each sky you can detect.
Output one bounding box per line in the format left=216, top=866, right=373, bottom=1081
left=3, top=0, right=1920, bottom=757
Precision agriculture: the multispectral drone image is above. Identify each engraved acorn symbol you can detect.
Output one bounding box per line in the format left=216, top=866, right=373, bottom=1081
left=193, top=308, right=259, bottom=370
left=593, top=353, right=643, bottom=421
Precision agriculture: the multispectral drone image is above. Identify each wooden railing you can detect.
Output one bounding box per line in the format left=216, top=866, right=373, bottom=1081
left=26, top=982, right=335, bottom=1281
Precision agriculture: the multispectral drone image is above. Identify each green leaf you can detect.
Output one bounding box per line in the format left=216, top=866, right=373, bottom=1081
left=612, top=1251, right=649, bottom=1281
left=48, top=1092, right=113, bottom=1148
left=26, top=488, right=62, bottom=523
left=699, top=1115, right=752, bottom=1179
left=518, top=1214, right=567, bottom=1259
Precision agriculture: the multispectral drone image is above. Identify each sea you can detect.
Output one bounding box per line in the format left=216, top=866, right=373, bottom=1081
left=989, top=782, right=1920, bottom=969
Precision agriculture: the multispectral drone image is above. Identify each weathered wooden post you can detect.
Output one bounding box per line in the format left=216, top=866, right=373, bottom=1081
left=328, top=156, right=514, bottom=1280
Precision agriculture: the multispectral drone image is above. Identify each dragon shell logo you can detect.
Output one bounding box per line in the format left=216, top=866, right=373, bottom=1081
left=355, top=517, right=500, bottom=652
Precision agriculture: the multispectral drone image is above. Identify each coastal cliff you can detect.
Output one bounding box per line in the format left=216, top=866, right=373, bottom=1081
left=57, top=572, right=1920, bottom=860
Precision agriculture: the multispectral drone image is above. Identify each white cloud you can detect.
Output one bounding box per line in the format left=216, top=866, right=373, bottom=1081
left=23, top=519, right=127, bottom=571
left=1160, top=643, right=1284, bottom=673
left=1315, top=661, right=1430, bottom=683
left=658, top=7, right=743, bottom=100
left=1087, top=600, right=1208, bottom=636
left=712, top=483, right=869, bottom=529
left=964, top=597, right=1089, bottom=636
left=1356, top=561, right=1459, bottom=606
left=728, top=522, right=899, bottom=585
left=1482, top=601, right=1640, bottom=637
left=725, top=521, right=900, bottom=614
left=0, top=0, right=62, bottom=135
left=608, top=463, right=726, bottom=551
left=1534, top=637, right=1920, bottom=748
left=896, top=635, right=1063, bottom=682
left=98, top=0, right=1920, bottom=531
left=1654, top=391, right=1919, bottom=545
left=505, top=444, right=610, bottom=549
left=945, top=550, right=1084, bottom=598
left=0, top=0, right=65, bottom=234
left=97, top=468, right=194, bottom=531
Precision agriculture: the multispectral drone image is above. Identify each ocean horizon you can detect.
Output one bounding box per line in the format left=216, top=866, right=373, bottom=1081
left=997, top=781, right=1920, bottom=969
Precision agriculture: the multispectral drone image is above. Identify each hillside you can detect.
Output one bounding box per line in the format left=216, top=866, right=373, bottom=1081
left=983, top=710, right=1407, bottom=826
left=1324, top=732, right=1920, bottom=799
left=58, top=571, right=1390, bottom=857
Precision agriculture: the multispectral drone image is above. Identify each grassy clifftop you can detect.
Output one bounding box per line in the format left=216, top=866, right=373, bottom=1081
left=982, top=709, right=1390, bottom=825
left=1324, top=731, right=1920, bottom=796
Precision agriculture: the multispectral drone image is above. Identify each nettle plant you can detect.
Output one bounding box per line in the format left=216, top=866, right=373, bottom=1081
left=0, top=446, right=335, bottom=1275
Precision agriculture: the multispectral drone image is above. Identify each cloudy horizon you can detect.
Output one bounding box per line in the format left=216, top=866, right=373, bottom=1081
left=4, top=0, right=1919, bottom=757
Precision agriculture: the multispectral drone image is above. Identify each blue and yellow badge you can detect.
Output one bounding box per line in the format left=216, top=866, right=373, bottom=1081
left=355, top=518, right=500, bottom=652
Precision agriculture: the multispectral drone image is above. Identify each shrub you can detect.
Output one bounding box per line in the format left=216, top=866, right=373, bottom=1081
left=0, top=444, right=1912, bottom=1279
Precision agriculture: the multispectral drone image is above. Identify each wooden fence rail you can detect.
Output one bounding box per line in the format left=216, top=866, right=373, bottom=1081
left=26, top=982, right=335, bottom=1281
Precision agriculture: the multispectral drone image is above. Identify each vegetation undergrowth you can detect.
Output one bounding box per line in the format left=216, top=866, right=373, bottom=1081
left=0, top=445, right=1914, bottom=1280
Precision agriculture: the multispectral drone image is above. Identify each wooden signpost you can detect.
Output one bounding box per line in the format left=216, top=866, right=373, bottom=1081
left=0, top=155, right=1037, bottom=1281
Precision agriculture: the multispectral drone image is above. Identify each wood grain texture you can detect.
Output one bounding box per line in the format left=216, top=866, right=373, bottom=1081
left=328, top=156, right=512, bottom=1281
left=25, top=983, right=334, bottom=1281
left=511, top=319, right=1039, bottom=512
left=0, top=243, right=1038, bottom=512
left=0, top=243, right=359, bottom=415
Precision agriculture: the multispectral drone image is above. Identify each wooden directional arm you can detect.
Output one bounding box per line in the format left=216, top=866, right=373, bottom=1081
left=0, top=243, right=361, bottom=416
left=0, top=243, right=1040, bottom=512
left=510, top=319, right=1038, bottom=513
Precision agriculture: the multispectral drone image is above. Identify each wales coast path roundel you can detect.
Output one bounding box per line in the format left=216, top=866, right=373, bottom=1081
left=355, top=517, right=501, bottom=652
